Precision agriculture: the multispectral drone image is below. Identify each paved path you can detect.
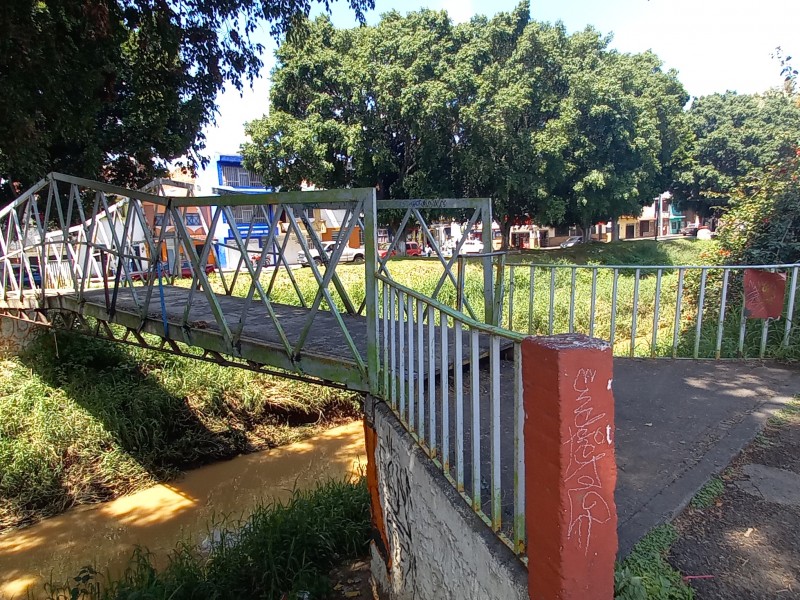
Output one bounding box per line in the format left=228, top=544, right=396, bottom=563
left=613, top=359, right=800, bottom=556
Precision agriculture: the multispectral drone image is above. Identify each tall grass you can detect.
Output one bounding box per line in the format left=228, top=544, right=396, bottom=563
left=0, top=333, right=361, bottom=531
left=44, top=478, right=370, bottom=600
left=198, top=237, right=798, bottom=359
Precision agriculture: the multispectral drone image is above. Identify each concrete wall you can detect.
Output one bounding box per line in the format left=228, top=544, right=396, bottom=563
left=0, top=316, right=42, bottom=357
left=364, top=397, right=528, bottom=600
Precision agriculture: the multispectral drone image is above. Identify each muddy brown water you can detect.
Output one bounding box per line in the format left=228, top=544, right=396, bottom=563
left=0, top=421, right=366, bottom=599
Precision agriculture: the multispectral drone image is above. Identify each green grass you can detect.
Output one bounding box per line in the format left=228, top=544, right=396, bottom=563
left=0, top=333, right=361, bottom=532
left=193, top=236, right=799, bottom=360
left=614, top=525, right=694, bottom=600
left=42, top=478, right=370, bottom=600
left=518, top=238, right=716, bottom=267
left=689, top=477, right=725, bottom=509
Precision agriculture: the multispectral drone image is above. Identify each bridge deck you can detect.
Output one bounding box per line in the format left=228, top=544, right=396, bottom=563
left=47, top=286, right=503, bottom=390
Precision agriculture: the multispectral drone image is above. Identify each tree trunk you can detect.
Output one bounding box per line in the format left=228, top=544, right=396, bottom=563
left=501, top=219, right=513, bottom=251
left=611, top=216, right=619, bottom=242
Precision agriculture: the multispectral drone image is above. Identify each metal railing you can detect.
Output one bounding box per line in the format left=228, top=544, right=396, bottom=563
left=374, top=272, right=527, bottom=556
left=491, top=262, right=800, bottom=360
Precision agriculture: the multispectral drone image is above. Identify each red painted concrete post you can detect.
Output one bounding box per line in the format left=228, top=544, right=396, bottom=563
left=523, top=334, right=617, bottom=600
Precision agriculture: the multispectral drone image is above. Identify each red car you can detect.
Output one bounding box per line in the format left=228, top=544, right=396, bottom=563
left=405, top=242, right=423, bottom=257
left=378, top=242, right=423, bottom=259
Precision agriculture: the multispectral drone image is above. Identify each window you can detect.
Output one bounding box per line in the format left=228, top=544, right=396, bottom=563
left=220, top=165, right=263, bottom=188
left=231, top=205, right=269, bottom=225
left=185, top=214, right=201, bottom=227
left=154, top=214, right=166, bottom=226
left=640, top=221, right=650, bottom=235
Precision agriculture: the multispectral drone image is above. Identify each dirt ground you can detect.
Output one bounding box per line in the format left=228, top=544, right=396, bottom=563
left=669, top=404, right=800, bottom=599
left=328, top=558, right=373, bottom=599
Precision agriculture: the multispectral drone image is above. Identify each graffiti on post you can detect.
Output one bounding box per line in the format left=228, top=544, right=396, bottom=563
left=564, top=367, right=614, bottom=555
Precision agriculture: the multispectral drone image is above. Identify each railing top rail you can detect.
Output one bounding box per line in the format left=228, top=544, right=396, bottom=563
left=376, top=272, right=525, bottom=342
left=505, top=261, right=800, bottom=270
left=1, top=173, right=376, bottom=217
left=377, top=198, right=490, bottom=210
left=175, top=187, right=375, bottom=208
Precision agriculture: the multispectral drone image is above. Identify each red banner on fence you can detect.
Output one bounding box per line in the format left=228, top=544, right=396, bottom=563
left=744, top=270, right=786, bottom=319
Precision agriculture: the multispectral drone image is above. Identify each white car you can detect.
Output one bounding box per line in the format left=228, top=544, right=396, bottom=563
left=560, top=236, right=583, bottom=248
left=298, top=241, right=365, bottom=266
left=458, top=238, right=485, bottom=254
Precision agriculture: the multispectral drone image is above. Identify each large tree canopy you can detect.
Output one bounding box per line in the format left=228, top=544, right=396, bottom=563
left=0, top=0, right=373, bottom=201
left=671, top=91, right=800, bottom=215
left=243, top=2, right=688, bottom=244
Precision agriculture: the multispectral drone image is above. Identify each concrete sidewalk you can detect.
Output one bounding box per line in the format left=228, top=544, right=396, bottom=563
left=613, top=359, right=800, bottom=556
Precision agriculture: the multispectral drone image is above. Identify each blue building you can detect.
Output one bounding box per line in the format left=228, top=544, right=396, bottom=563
left=212, top=154, right=274, bottom=269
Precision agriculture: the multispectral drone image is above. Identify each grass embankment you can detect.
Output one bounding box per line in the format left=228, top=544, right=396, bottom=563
left=45, top=478, right=370, bottom=600
left=0, top=333, right=361, bottom=532
left=518, top=237, right=713, bottom=266
left=196, top=238, right=798, bottom=359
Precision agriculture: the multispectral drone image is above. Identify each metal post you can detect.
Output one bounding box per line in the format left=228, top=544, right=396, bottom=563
left=364, top=188, right=380, bottom=395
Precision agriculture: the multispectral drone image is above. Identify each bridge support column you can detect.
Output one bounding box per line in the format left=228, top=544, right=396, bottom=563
left=523, top=334, right=617, bottom=600
left=0, top=316, right=43, bottom=357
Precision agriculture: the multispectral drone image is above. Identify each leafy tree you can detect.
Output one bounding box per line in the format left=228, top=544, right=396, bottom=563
left=458, top=6, right=571, bottom=247
left=244, top=3, right=687, bottom=246
left=716, top=150, right=800, bottom=265
left=243, top=8, right=471, bottom=236
left=555, top=34, right=689, bottom=239
left=671, top=91, right=800, bottom=216
left=0, top=0, right=373, bottom=202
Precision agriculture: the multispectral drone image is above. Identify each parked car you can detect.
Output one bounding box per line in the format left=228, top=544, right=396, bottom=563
left=680, top=226, right=699, bottom=237
left=298, top=241, right=366, bottom=266
left=3, top=264, right=42, bottom=289
left=458, top=238, right=484, bottom=254
left=404, top=242, right=423, bottom=257
left=560, top=236, right=583, bottom=248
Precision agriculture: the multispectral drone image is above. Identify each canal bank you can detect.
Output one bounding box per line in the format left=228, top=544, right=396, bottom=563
left=0, top=421, right=366, bottom=599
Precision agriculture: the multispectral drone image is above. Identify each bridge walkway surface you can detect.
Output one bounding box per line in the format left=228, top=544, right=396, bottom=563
left=46, top=287, right=800, bottom=554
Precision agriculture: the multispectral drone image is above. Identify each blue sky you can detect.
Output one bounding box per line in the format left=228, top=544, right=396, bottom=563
left=196, top=0, right=799, bottom=191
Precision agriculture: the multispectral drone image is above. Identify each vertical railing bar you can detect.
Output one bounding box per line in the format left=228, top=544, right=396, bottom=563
left=528, top=265, right=535, bottom=335
left=408, top=294, right=415, bottom=431
left=738, top=283, right=748, bottom=358
left=417, top=298, right=425, bottom=443
left=568, top=266, right=576, bottom=333
left=440, top=310, right=449, bottom=471
left=390, top=286, right=397, bottom=408
left=470, top=329, right=481, bottom=511
left=399, top=290, right=406, bottom=422
left=715, top=269, right=730, bottom=359
left=383, top=280, right=389, bottom=397
left=630, top=268, right=640, bottom=357
left=490, top=334, right=501, bottom=532
left=783, top=266, right=798, bottom=348
left=455, top=321, right=464, bottom=491
left=693, top=269, right=708, bottom=359
left=651, top=268, right=662, bottom=357
left=508, top=264, right=515, bottom=330
left=548, top=267, right=555, bottom=335
left=672, top=269, right=685, bottom=358
left=610, top=268, right=619, bottom=349
left=428, top=304, right=436, bottom=457
left=513, top=342, right=525, bottom=554
left=589, top=267, right=597, bottom=338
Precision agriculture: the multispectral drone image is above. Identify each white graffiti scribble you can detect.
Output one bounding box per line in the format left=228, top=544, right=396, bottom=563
left=564, top=368, right=613, bottom=554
